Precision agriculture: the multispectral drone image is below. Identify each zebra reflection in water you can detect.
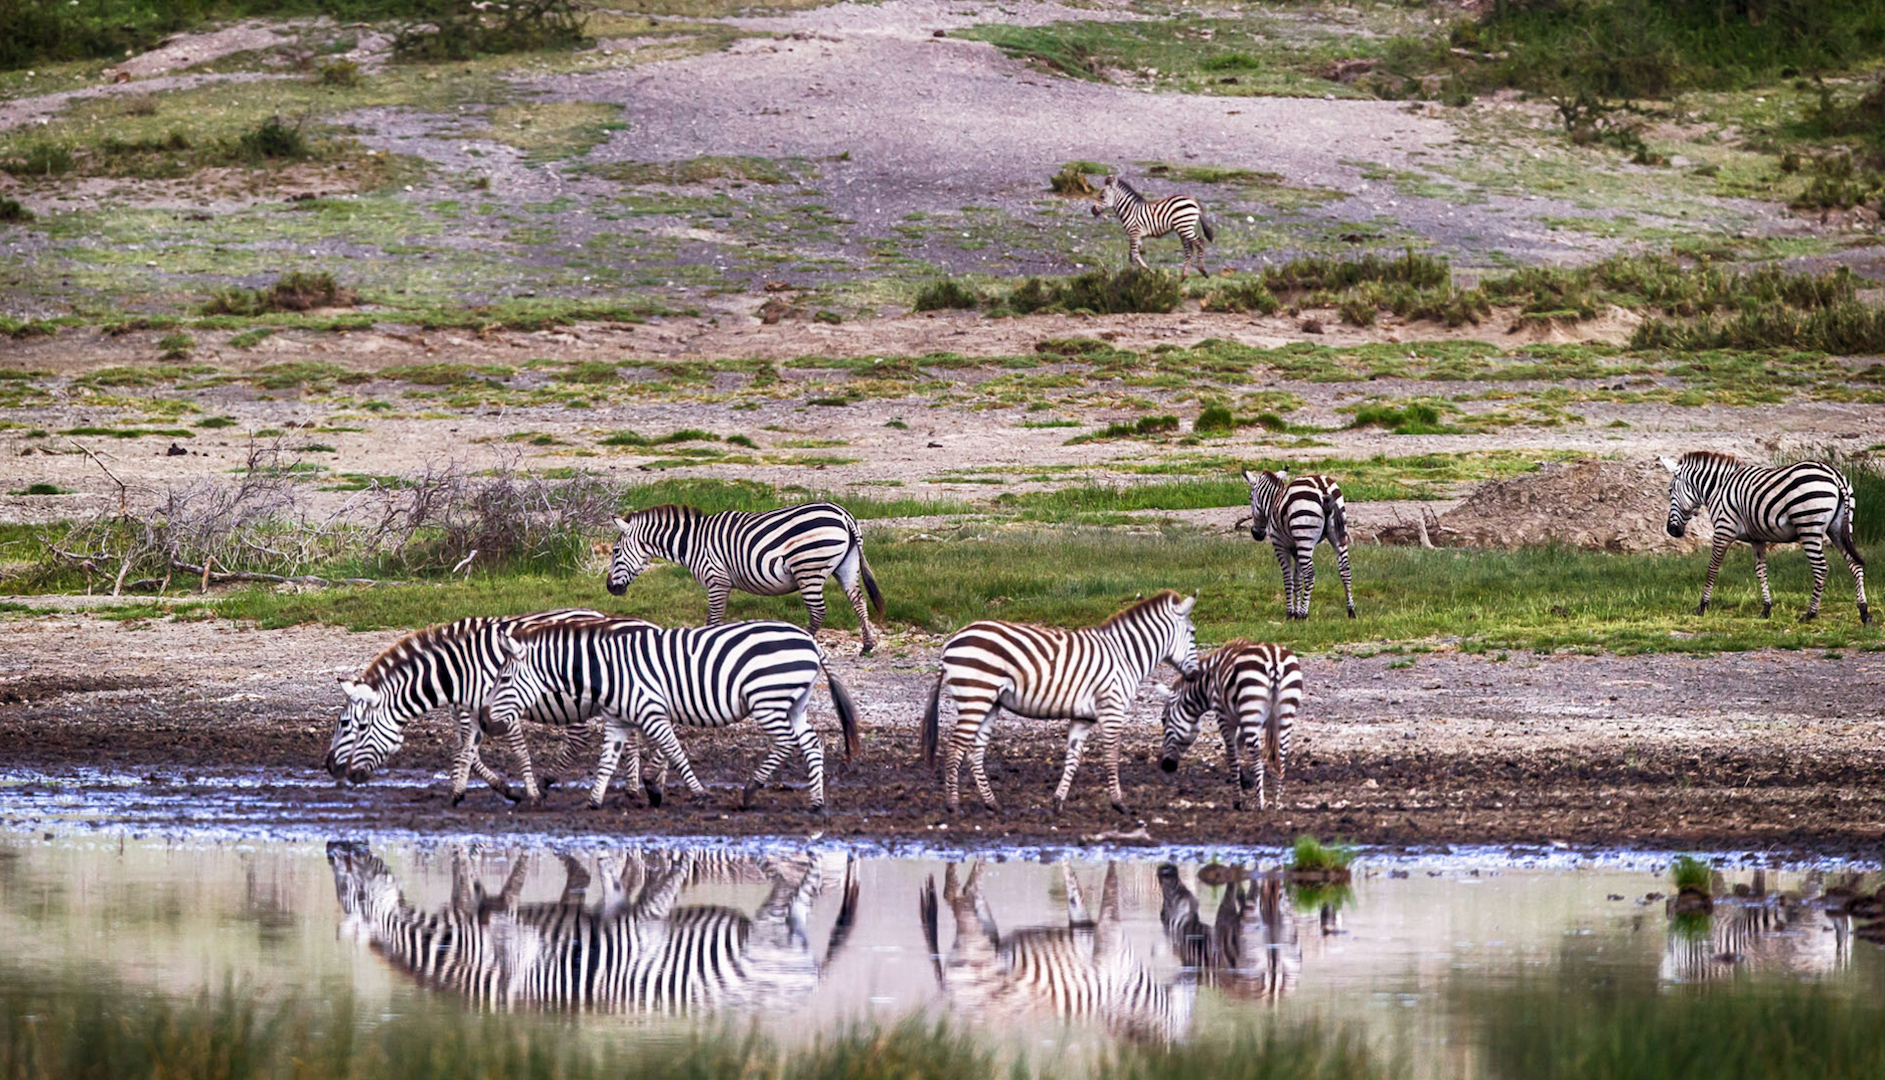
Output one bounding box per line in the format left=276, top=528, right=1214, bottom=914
left=919, top=862, right=1194, bottom=1043
left=327, top=843, right=857, bottom=1015
left=1661, top=897, right=1851, bottom=984
left=1157, top=865, right=1301, bottom=1002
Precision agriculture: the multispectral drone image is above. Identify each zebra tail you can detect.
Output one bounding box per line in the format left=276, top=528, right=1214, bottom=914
left=1201, top=214, right=1216, bottom=243
left=823, top=856, right=862, bottom=966
left=1832, top=488, right=1865, bottom=565
left=827, top=668, right=862, bottom=761
left=920, top=669, right=944, bottom=766
left=1325, top=490, right=1350, bottom=546
left=919, top=876, right=945, bottom=983
left=861, top=551, right=886, bottom=619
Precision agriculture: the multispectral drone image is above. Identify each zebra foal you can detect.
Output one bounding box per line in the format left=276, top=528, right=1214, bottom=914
left=1664, top=451, right=1869, bottom=623
left=485, top=616, right=861, bottom=810
left=607, top=501, right=886, bottom=654
left=1091, top=174, right=1215, bottom=279
left=920, top=591, right=1200, bottom=815
left=1155, top=640, right=1302, bottom=811
left=325, top=609, right=618, bottom=802
left=1244, top=468, right=1356, bottom=620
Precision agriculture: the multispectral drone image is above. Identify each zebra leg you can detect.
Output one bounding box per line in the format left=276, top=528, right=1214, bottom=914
left=1245, top=697, right=1274, bottom=812
left=1752, top=542, right=1773, bottom=619
left=1051, top=720, right=1097, bottom=816
left=1297, top=548, right=1318, bottom=620
left=835, top=553, right=877, bottom=656
left=1216, top=711, right=1246, bottom=811
left=944, top=696, right=997, bottom=814
left=539, top=719, right=594, bottom=793
left=1801, top=535, right=1829, bottom=622
left=1272, top=538, right=1296, bottom=619
left=1840, top=544, right=1869, bottom=624
left=1271, top=697, right=1295, bottom=813
left=644, top=717, right=708, bottom=800
left=586, top=722, right=631, bottom=809
left=705, top=577, right=731, bottom=626
left=741, top=741, right=795, bottom=810
left=1335, top=538, right=1357, bottom=619
left=496, top=715, right=541, bottom=804
left=452, top=706, right=517, bottom=805
left=967, top=720, right=1001, bottom=814
left=1099, top=704, right=1131, bottom=815
left=795, top=571, right=830, bottom=634
left=1129, top=233, right=1149, bottom=271
left=1697, top=536, right=1730, bottom=615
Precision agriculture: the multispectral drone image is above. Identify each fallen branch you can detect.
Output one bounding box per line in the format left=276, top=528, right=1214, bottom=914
left=168, top=560, right=386, bottom=587
left=68, top=439, right=127, bottom=519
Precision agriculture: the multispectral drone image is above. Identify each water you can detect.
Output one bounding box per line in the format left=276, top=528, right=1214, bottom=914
left=2, top=822, right=1880, bottom=1077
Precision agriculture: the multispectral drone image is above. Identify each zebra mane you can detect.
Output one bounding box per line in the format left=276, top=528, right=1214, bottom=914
left=627, top=503, right=704, bottom=520
left=1679, top=450, right=1740, bottom=468
left=1103, top=589, right=1184, bottom=628
left=358, top=619, right=486, bottom=688
left=1115, top=177, right=1143, bottom=200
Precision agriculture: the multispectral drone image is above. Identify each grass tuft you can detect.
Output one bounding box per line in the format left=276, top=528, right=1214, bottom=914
left=1289, top=835, right=1355, bottom=874
left=203, top=271, right=356, bottom=316
left=1669, top=855, right=1712, bottom=894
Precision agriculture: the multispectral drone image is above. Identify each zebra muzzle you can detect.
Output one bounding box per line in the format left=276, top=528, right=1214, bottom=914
left=346, top=765, right=373, bottom=785
left=1159, top=757, right=1180, bottom=774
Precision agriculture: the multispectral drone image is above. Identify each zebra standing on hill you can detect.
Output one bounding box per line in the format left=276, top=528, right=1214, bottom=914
left=1664, top=451, right=1869, bottom=623
left=607, top=501, right=886, bottom=655
left=484, top=617, right=860, bottom=810
left=921, top=591, right=1200, bottom=815
left=1243, top=468, right=1356, bottom=620
left=1155, top=640, right=1302, bottom=811
left=919, top=861, right=1194, bottom=1043
left=325, top=609, right=626, bottom=803
left=1090, top=174, right=1215, bottom=279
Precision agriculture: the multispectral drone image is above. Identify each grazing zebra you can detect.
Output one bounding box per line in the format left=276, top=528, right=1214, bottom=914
left=1660, top=900, right=1849, bottom=984
left=919, top=861, right=1194, bottom=1043
left=325, top=609, right=627, bottom=803
left=1090, top=174, right=1215, bottom=279
left=607, top=501, right=886, bottom=655
left=1243, top=468, right=1356, bottom=620
left=485, top=617, right=861, bottom=809
left=327, top=842, right=859, bottom=1015
left=1155, top=640, right=1302, bottom=811
left=1157, top=865, right=1301, bottom=1002
left=920, top=591, right=1201, bottom=815
left=1663, top=451, right=1869, bottom=623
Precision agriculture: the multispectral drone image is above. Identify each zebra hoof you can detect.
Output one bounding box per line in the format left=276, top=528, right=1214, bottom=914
left=494, top=784, right=522, bottom=804
left=1862, top=603, right=1873, bottom=625
left=740, top=783, right=759, bottom=810
left=811, top=803, right=829, bottom=816
left=1051, top=797, right=1065, bottom=817
left=1347, top=607, right=1357, bottom=619
left=1799, top=610, right=1819, bottom=623
left=644, top=784, right=664, bottom=809
left=449, top=790, right=467, bottom=807
left=1761, top=603, right=1772, bottom=619
left=585, top=797, right=606, bottom=811
left=1694, top=603, right=1709, bottom=616
left=1110, top=800, right=1130, bottom=816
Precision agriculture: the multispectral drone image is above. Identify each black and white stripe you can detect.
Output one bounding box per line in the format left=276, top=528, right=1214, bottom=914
left=920, top=591, right=1200, bottom=814
left=1090, top=174, right=1215, bottom=278
left=1157, top=865, right=1300, bottom=1002
left=486, top=617, right=861, bottom=809
left=1244, top=468, right=1356, bottom=620
left=920, top=861, right=1194, bottom=1043
left=607, top=501, right=886, bottom=654
left=325, top=609, right=622, bottom=802
left=1664, top=451, right=1869, bottom=622
left=327, top=843, right=859, bottom=1015
left=1156, top=640, right=1303, bottom=811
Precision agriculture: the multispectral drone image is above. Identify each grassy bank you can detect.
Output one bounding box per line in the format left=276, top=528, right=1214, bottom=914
left=193, top=528, right=1884, bottom=655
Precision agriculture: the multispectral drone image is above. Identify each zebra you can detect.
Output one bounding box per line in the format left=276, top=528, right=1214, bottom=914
left=325, top=609, right=631, bottom=804
left=1090, top=174, right=1215, bottom=279
left=1157, top=865, right=1301, bottom=1002
left=1154, top=640, right=1303, bottom=811
left=607, top=501, right=887, bottom=655
left=484, top=617, right=861, bottom=810
left=919, top=861, right=1194, bottom=1043
left=920, top=591, right=1201, bottom=815
left=1243, top=468, right=1356, bottom=620
left=1662, top=451, right=1869, bottom=623
left=327, top=842, right=859, bottom=1016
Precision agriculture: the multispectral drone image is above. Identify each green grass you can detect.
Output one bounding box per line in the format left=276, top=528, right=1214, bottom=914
left=1288, top=835, right=1355, bottom=874
left=1669, top=855, right=1712, bottom=893
left=206, top=528, right=1884, bottom=655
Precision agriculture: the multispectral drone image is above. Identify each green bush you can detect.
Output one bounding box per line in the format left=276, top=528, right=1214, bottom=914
left=3, top=142, right=74, bottom=177
left=1193, top=403, right=1236, bottom=434
left=913, top=278, right=982, bottom=311
left=392, top=0, right=589, bottom=61
left=0, top=197, right=30, bottom=222
left=1049, top=162, right=1099, bottom=196
left=232, top=116, right=308, bottom=162
left=1669, top=855, right=1712, bottom=893
left=203, top=271, right=356, bottom=316
left=1262, top=250, right=1449, bottom=292
left=1054, top=268, right=1181, bottom=315
left=1289, top=835, right=1355, bottom=873
left=157, top=332, right=193, bottom=360
left=1346, top=400, right=1458, bottom=435
left=1194, top=276, right=1280, bottom=314
left=317, top=59, right=361, bottom=86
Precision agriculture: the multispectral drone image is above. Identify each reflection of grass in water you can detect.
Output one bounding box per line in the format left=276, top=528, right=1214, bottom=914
left=1471, top=984, right=1885, bottom=1080
left=0, top=970, right=1395, bottom=1080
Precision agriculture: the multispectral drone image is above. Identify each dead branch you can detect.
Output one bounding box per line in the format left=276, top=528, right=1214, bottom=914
left=68, top=439, right=127, bottom=519
left=167, top=560, right=384, bottom=587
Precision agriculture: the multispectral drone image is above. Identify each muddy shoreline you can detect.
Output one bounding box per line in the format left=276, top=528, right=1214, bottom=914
left=6, top=615, right=1883, bottom=856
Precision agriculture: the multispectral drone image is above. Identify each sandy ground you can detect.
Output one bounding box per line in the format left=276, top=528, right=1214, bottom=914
left=4, top=613, right=1883, bottom=853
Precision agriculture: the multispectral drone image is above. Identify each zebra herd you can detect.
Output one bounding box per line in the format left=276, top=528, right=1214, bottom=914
left=324, top=450, right=1868, bottom=816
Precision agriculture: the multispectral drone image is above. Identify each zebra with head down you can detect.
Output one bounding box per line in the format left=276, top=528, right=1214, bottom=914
left=327, top=843, right=858, bottom=1016
left=1156, top=864, right=1301, bottom=1003
left=918, top=861, right=1194, bottom=1043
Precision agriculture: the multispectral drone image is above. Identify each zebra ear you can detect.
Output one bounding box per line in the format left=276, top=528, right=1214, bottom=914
left=496, top=632, right=526, bottom=660
left=1149, top=683, right=1176, bottom=703
left=1658, top=455, right=1679, bottom=474
left=338, top=679, right=375, bottom=702
left=1240, top=468, right=1257, bottom=485
left=613, top=516, right=632, bottom=533
left=1175, top=594, right=1197, bottom=616
left=1102, top=174, right=1115, bottom=187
